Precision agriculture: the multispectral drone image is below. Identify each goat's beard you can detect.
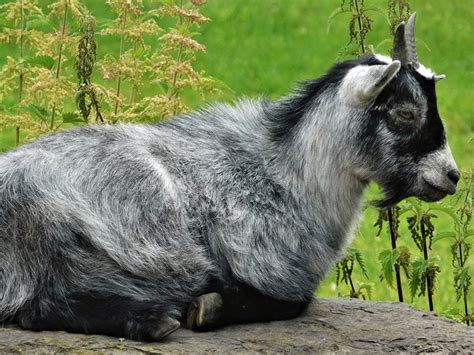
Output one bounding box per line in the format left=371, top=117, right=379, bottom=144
left=373, top=180, right=413, bottom=209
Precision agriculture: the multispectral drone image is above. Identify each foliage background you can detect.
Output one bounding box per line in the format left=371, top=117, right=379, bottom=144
left=0, top=0, right=473, bottom=318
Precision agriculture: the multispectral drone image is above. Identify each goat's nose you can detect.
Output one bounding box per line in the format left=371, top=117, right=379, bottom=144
left=447, top=169, right=460, bottom=185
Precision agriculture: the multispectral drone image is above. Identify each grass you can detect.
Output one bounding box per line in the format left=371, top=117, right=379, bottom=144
left=0, top=0, right=473, bottom=316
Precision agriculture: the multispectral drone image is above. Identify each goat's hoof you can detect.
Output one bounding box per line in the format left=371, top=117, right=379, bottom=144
left=151, top=317, right=181, bottom=341
left=187, top=292, right=223, bottom=330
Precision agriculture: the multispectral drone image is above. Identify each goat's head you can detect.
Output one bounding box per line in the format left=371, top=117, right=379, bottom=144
left=339, top=13, right=459, bottom=207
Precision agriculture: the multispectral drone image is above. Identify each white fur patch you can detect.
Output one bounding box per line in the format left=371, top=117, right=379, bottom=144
left=419, top=143, right=458, bottom=194
left=375, top=54, right=392, bottom=64
left=415, top=64, right=435, bottom=79
left=375, top=54, right=436, bottom=80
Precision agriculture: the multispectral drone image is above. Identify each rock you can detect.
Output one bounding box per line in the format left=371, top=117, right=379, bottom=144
left=1, top=298, right=472, bottom=353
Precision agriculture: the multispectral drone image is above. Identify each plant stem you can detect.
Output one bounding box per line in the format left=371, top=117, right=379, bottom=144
left=343, top=264, right=357, bottom=297
left=19, top=0, right=24, bottom=103
left=178, top=0, right=183, bottom=25
left=420, top=221, right=434, bottom=311
left=170, top=36, right=184, bottom=97
left=91, top=88, right=104, bottom=123
left=15, top=127, right=20, bottom=145
left=458, top=242, right=470, bottom=325
left=459, top=176, right=472, bottom=325
left=129, top=41, right=138, bottom=105
left=114, top=12, right=127, bottom=116
left=353, top=0, right=366, bottom=54
left=50, top=2, right=69, bottom=130
left=17, top=0, right=25, bottom=146
left=388, top=209, right=404, bottom=302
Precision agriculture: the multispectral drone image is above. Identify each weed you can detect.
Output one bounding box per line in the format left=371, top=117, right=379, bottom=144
left=336, top=247, right=371, bottom=299
left=433, top=172, right=473, bottom=325
left=75, top=14, right=103, bottom=123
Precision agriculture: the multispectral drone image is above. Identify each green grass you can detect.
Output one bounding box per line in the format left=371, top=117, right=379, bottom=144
left=0, top=0, right=473, bottom=318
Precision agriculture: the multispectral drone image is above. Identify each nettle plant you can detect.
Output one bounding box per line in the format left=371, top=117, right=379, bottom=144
left=42, top=0, right=86, bottom=131
left=404, top=198, right=444, bottom=312
left=97, top=0, right=163, bottom=122
left=375, top=198, right=445, bottom=311
left=387, top=0, right=410, bottom=35
left=328, top=0, right=374, bottom=57
left=374, top=206, right=411, bottom=303
left=335, top=247, right=372, bottom=300
left=0, top=0, right=88, bottom=140
left=0, top=0, right=216, bottom=142
left=376, top=183, right=473, bottom=325
left=433, top=172, right=473, bottom=325
left=0, top=0, right=45, bottom=142
left=97, top=0, right=215, bottom=123
left=328, top=0, right=411, bottom=58
left=75, top=14, right=103, bottom=123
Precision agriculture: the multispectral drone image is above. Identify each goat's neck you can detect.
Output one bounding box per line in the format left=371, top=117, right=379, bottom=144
left=267, top=106, right=368, bottom=244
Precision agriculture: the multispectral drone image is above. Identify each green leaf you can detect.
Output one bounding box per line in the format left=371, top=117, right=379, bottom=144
left=432, top=230, right=457, bottom=244
left=465, top=229, right=474, bottom=239
left=409, top=258, right=428, bottom=300
left=134, top=46, right=145, bottom=58
left=405, top=198, right=423, bottom=226
left=357, top=282, right=373, bottom=300
left=441, top=306, right=460, bottom=316
left=379, top=249, right=399, bottom=288
left=428, top=255, right=441, bottom=264
left=26, top=104, right=49, bottom=123
left=348, top=247, right=369, bottom=279
left=458, top=266, right=471, bottom=289
left=439, top=307, right=462, bottom=322
left=142, top=10, right=162, bottom=21
left=428, top=205, right=460, bottom=226
left=398, top=204, right=415, bottom=217
left=62, top=112, right=85, bottom=124
left=364, top=6, right=390, bottom=20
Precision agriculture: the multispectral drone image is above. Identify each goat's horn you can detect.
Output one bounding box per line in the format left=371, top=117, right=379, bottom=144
left=391, top=22, right=408, bottom=65
left=434, top=74, right=446, bottom=81
left=405, top=13, right=419, bottom=68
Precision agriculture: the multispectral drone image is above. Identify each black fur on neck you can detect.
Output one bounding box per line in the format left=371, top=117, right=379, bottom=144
left=265, top=56, right=385, bottom=142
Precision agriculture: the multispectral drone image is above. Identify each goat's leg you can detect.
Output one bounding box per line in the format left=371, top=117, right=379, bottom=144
left=187, top=283, right=311, bottom=330
left=15, top=292, right=181, bottom=341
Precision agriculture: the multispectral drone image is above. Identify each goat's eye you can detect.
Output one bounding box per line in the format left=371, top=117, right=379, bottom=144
left=396, top=110, right=416, bottom=122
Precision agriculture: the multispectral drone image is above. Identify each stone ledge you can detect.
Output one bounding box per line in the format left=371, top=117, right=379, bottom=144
left=1, top=298, right=473, bottom=353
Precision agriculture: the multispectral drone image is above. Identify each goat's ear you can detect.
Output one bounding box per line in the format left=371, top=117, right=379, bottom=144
left=342, top=61, right=401, bottom=106
left=361, top=61, right=401, bottom=101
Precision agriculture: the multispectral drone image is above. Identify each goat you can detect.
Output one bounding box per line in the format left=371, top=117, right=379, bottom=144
left=0, top=14, right=459, bottom=341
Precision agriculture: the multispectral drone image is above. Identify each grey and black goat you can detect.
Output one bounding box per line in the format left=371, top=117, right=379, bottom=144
left=0, top=14, right=459, bottom=340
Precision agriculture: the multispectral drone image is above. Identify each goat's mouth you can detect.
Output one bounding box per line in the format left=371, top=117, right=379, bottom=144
left=417, top=178, right=450, bottom=202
